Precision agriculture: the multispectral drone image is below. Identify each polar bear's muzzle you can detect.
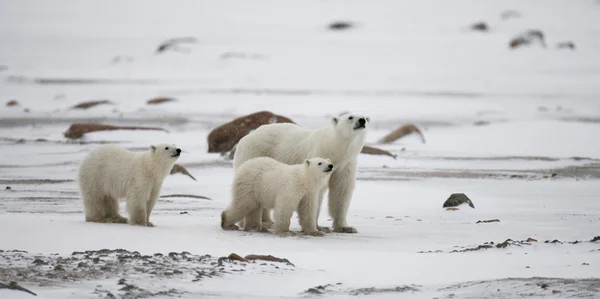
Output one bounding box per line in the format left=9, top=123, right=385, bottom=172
left=171, top=148, right=182, bottom=158
left=324, top=164, right=334, bottom=172
left=353, top=117, right=367, bottom=130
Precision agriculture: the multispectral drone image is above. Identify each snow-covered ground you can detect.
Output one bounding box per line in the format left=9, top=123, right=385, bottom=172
left=1, top=0, right=600, bottom=298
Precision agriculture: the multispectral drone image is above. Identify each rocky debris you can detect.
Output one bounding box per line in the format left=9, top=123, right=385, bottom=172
left=441, top=278, right=600, bottom=298
left=5, top=100, right=19, bottom=107
left=526, top=237, right=538, bottom=242
left=207, top=111, right=295, bottom=153
left=5, top=186, right=11, bottom=190
left=476, top=219, right=500, bottom=224
left=0, top=281, right=37, bottom=296
left=302, top=283, right=419, bottom=296
left=473, top=120, right=490, bottom=126
left=156, top=37, right=198, bottom=54
left=160, top=194, right=211, bottom=200
left=244, top=254, right=295, bottom=267
left=0, top=249, right=293, bottom=295
left=63, top=123, right=168, bottom=139
left=471, top=22, right=489, bottom=32
left=169, top=164, right=196, bottom=181
left=350, top=286, right=420, bottom=295
left=545, top=239, right=563, bottom=244
left=147, top=97, right=177, bottom=105
left=70, top=100, right=113, bottom=110
left=443, top=193, right=475, bottom=209
left=591, top=236, right=600, bottom=242
left=328, top=21, right=353, bottom=30
left=450, top=244, right=494, bottom=253
left=557, top=41, right=576, bottom=50
left=378, top=124, right=426, bottom=144
left=509, top=29, right=546, bottom=49
left=501, top=10, right=522, bottom=20
left=360, top=145, right=397, bottom=159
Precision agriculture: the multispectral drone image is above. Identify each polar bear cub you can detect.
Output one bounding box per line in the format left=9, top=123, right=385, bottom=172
left=221, top=157, right=334, bottom=236
left=78, top=144, right=181, bottom=227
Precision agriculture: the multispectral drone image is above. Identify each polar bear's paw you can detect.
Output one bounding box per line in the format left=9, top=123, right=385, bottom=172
left=305, top=231, right=325, bottom=237
left=104, top=216, right=128, bottom=224
left=333, top=226, right=358, bottom=233
left=317, top=226, right=332, bottom=233
left=146, top=222, right=154, bottom=227
left=261, top=221, right=274, bottom=229
left=277, top=231, right=298, bottom=237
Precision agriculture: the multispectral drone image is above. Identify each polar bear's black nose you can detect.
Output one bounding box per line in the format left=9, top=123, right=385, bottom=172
left=328, top=164, right=333, bottom=170
left=358, top=118, right=366, bottom=125
left=176, top=148, right=181, bottom=153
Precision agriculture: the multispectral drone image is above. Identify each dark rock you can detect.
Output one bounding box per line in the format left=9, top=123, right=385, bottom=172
left=71, top=100, right=113, bottom=110
left=540, top=283, right=549, bottom=289
left=147, top=97, right=177, bottom=105
left=471, top=22, right=488, bottom=32
left=476, top=219, right=500, bottom=224
left=328, top=22, right=353, bottom=31
left=54, top=265, right=65, bottom=271
left=509, top=29, right=546, bottom=49
left=207, top=111, right=295, bottom=153
left=180, top=211, right=189, bottom=215
left=556, top=41, right=576, bottom=50
left=32, top=258, right=47, bottom=265
left=443, top=193, right=475, bottom=209
left=590, top=236, right=599, bottom=242
left=5, top=186, right=11, bottom=190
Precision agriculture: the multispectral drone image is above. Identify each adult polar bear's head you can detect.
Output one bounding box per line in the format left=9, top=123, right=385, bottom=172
left=304, top=157, right=334, bottom=175
left=331, top=113, right=370, bottom=139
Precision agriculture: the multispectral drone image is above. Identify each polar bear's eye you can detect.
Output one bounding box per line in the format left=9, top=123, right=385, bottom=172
left=165, top=147, right=169, bottom=150
left=318, top=162, right=322, bottom=165
left=348, top=116, right=353, bottom=120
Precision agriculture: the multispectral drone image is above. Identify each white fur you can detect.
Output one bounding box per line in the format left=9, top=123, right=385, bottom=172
left=233, top=113, right=369, bottom=233
left=78, top=143, right=181, bottom=227
left=222, top=157, right=334, bottom=236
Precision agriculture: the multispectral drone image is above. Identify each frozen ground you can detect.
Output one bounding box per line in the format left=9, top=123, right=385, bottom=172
left=1, top=0, right=600, bottom=298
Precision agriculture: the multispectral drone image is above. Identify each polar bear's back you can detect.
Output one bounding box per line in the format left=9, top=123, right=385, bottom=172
left=234, top=123, right=319, bottom=169
left=234, top=156, right=302, bottom=208
left=78, top=145, right=139, bottom=199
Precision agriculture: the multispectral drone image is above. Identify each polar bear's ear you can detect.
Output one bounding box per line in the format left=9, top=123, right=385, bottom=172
left=366, top=117, right=370, bottom=123
left=150, top=145, right=156, bottom=152
left=331, top=117, right=338, bottom=126
left=305, top=159, right=310, bottom=166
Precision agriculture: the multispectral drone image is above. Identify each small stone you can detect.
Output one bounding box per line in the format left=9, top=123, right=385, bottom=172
left=328, top=21, right=353, bottom=31
left=582, top=263, right=589, bottom=266
left=476, top=219, right=500, bottom=224
left=541, top=283, right=549, bottom=289
left=526, top=237, right=537, bottom=242
left=6, top=100, right=19, bottom=107
left=180, top=211, right=189, bottom=215
left=525, top=266, right=530, bottom=268
left=552, top=290, right=561, bottom=294
left=443, top=193, right=475, bottom=209
left=556, top=41, right=576, bottom=50
left=385, top=216, right=394, bottom=218
left=5, top=186, right=11, bottom=190
left=23, top=108, right=30, bottom=113
left=446, top=207, right=459, bottom=211
left=54, top=265, right=65, bottom=271
left=471, top=22, right=488, bottom=32
left=118, top=278, right=127, bottom=285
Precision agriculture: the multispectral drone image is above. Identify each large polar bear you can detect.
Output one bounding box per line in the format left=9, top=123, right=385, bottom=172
left=233, top=113, right=369, bottom=233
left=221, top=157, right=334, bottom=236
left=78, top=144, right=181, bottom=227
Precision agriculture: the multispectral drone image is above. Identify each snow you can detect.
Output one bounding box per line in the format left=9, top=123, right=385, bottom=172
left=1, top=0, right=600, bottom=298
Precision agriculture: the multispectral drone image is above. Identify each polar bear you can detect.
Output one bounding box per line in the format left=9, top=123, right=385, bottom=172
left=233, top=113, right=369, bottom=233
left=78, top=144, right=181, bottom=227
left=221, top=157, right=334, bottom=236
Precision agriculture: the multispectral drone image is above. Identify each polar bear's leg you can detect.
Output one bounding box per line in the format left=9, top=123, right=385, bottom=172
left=81, top=187, right=108, bottom=223
left=145, top=189, right=161, bottom=227
left=261, top=208, right=274, bottom=229
left=105, top=196, right=127, bottom=224
left=221, top=196, right=259, bottom=231
left=298, top=194, right=324, bottom=237
left=244, top=208, right=269, bottom=233
left=328, top=161, right=358, bottom=233
left=126, top=190, right=152, bottom=226
left=273, top=195, right=297, bottom=236
left=315, top=188, right=331, bottom=233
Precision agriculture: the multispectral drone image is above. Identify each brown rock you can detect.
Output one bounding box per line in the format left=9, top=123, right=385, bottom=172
left=244, top=254, right=294, bottom=266
left=509, top=29, right=546, bottom=49
left=170, top=164, right=196, bottom=181
left=526, top=237, right=538, bottom=242
left=147, top=97, right=177, bottom=105
left=361, top=145, right=397, bottom=159
left=446, top=207, right=459, bottom=211
left=6, top=100, right=18, bottom=107
left=378, top=124, right=426, bottom=144
left=63, top=123, right=168, bottom=139
left=70, top=100, right=113, bottom=110
left=471, top=22, right=489, bottom=32
left=552, top=290, right=561, bottom=294
left=207, top=111, right=295, bottom=153
left=227, top=253, right=248, bottom=263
